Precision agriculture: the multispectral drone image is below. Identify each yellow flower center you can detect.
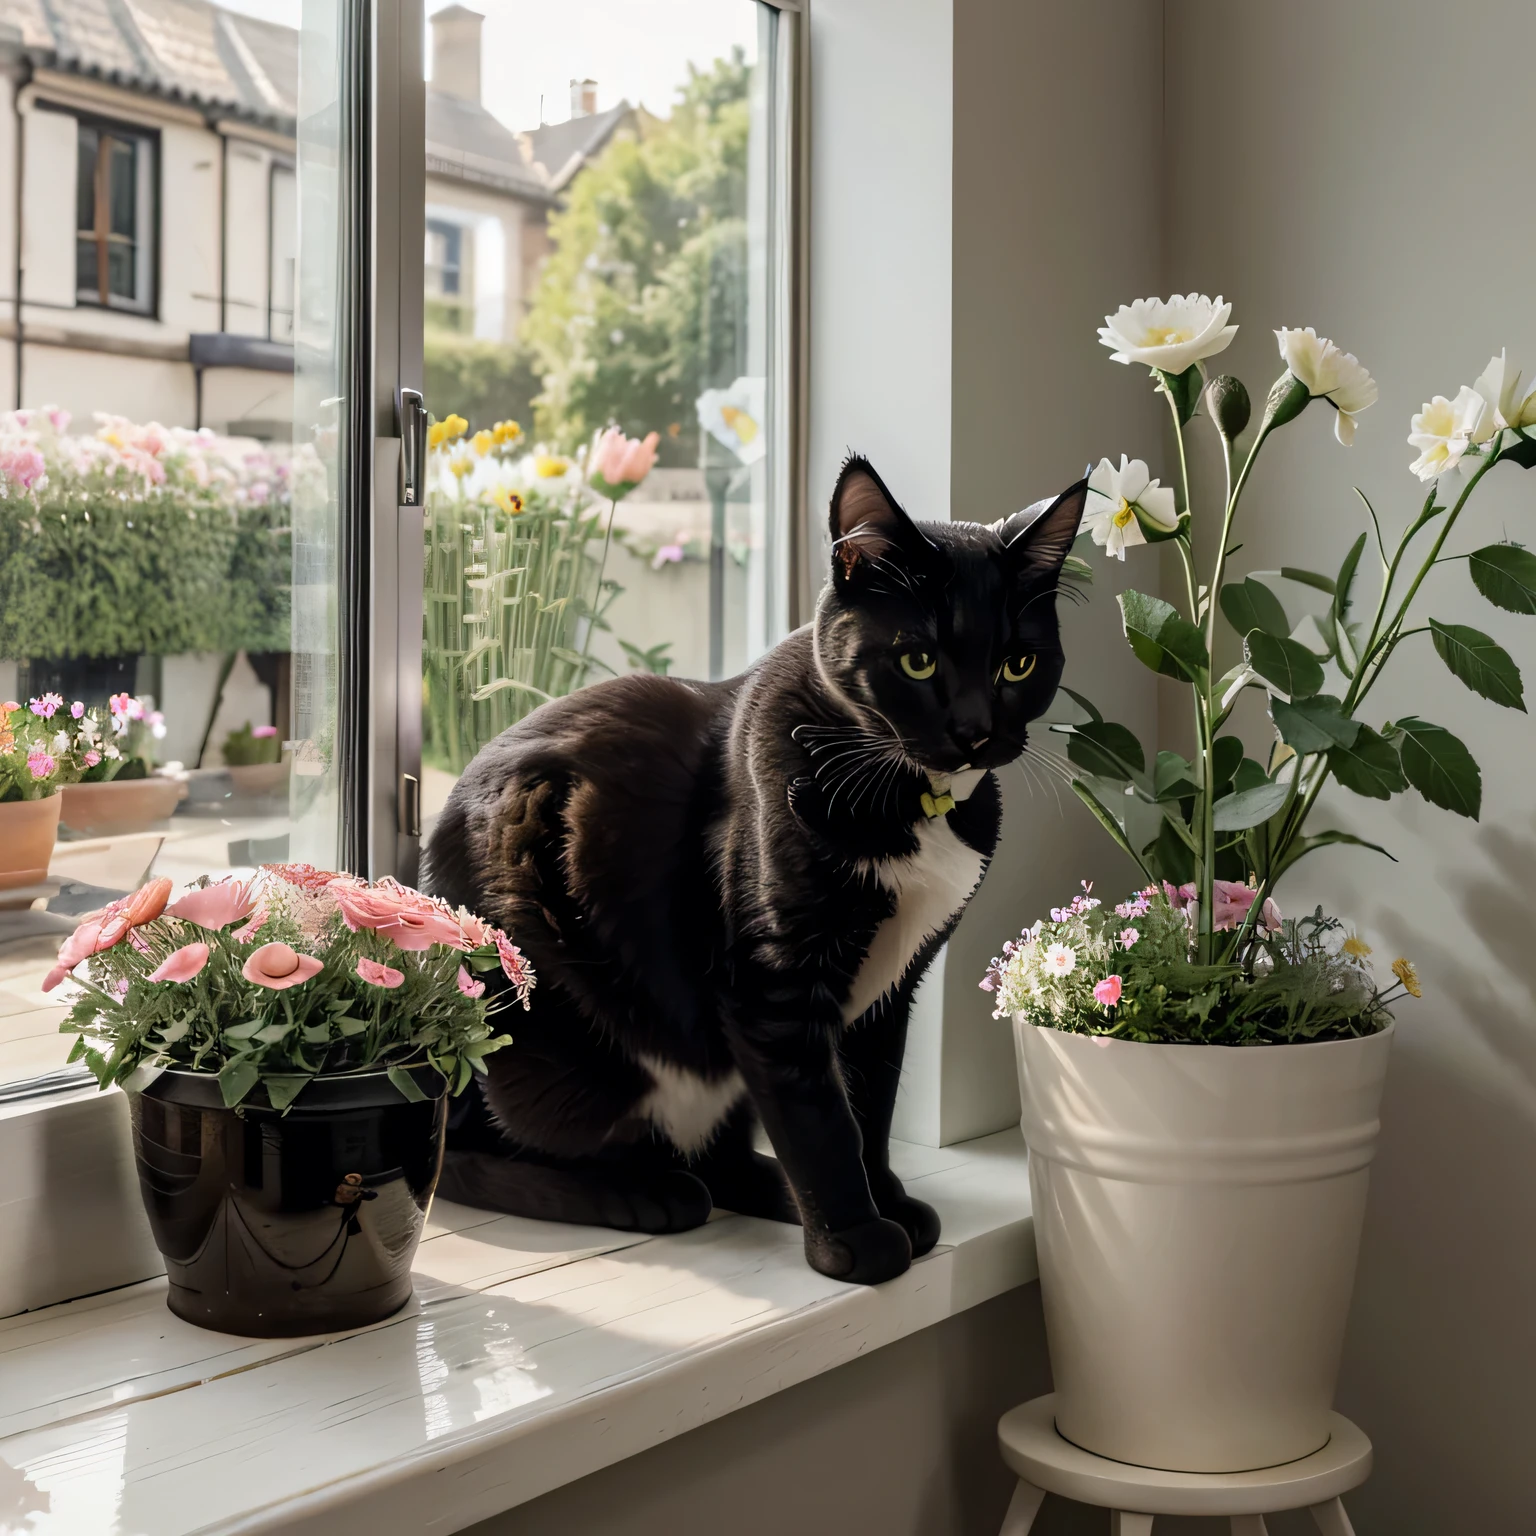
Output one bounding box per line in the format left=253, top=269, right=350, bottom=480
left=1141, top=326, right=1194, bottom=348
left=720, top=405, right=759, bottom=445
left=1111, top=498, right=1135, bottom=528
left=1342, top=935, right=1372, bottom=959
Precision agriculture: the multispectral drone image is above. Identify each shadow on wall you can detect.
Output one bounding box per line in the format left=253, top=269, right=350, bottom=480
left=1331, top=821, right=1536, bottom=1536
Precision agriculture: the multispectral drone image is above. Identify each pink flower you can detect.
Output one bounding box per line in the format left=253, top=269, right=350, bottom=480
left=47, top=407, right=70, bottom=434
left=29, top=693, right=62, bottom=719
left=457, top=908, right=495, bottom=948
left=148, top=942, right=211, bottom=984
left=651, top=541, right=685, bottom=570
left=83, top=750, right=100, bottom=767
left=109, top=693, right=131, bottom=718
left=1, top=701, right=17, bottom=713
left=169, top=877, right=259, bottom=931
left=27, top=751, right=53, bottom=780
left=242, top=942, right=323, bottom=990
left=252, top=724, right=279, bottom=739
left=263, top=862, right=344, bottom=892
left=1162, top=881, right=1197, bottom=911
left=1118, top=928, right=1139, bottom=949
left=591, top=428, right=660, bottom=493
left=1212, top=881, right=1283, bottom=933
left=69, top=701, right=84, bottom=720
left=332, top=878, right=465, bottom=951
left=1093, top=975, right=1123, bottom=1007
left=0, top=445, right=46, bottom=489
left=41, top=879, right=171, bottom=991
left=356, top=956, right=405, bottom=989
left=457, top=965, right=485, bottom=999
left=494, top=931, right=535, bottom=1004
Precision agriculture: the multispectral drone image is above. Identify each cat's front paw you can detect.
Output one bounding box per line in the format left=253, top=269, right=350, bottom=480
left=805, top=1216, right=911, bottom=1285
left=878, top=1193, right=941, bottom=1257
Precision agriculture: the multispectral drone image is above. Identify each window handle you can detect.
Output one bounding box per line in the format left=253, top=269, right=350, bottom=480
left=399, top=773, right=421, bottom=838
left=397, top=388, right=428, bottom=508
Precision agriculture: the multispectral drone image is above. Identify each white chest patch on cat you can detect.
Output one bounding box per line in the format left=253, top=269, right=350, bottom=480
left=842, top=782, right=988, bottom=1024
left=637, top=1056, right=747, bottom=1152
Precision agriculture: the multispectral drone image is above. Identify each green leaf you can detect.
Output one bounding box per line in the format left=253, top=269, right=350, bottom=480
left=156, top=1018, right=191, bottom=1046
left=1118, top=590, right=1210, bottom=683
left=1332, top=533, right=1368, bottom=672
left=1212, top=780, right=1291, bottom=832
left=264, top=1075, right=312, bottom=1112
left=1271, top=693, right=1361, bottom=754
left=1161, top=363, right=1204, bottom=426
left=223, top=1021, right=263, bottom=1040
left=1496, top=430, right=1536, bottom=469
left=302, top=1023, right=332, bottom=1045
left=1468, top=543, right=1536, bottom=614
left=1280, top=566, right=1336, bottom=595
left=1062, top=552, right=1094, bottom=585
left=1070, top=780, right=1153, bottom=882
left=1142, top=816, right=1195, bottom=884
left=1061, top=720, right=1146, bottom=781
left=1057, top=686, right=1102, bottom=723
left=1211, top=735, right=1244, bottom=795
left=218, top=1058, right=259, bottom=1108
left=1219, top=578, right=1289, bottom=640
left=1328, top=725, right=1406, bottom=801
left=335, top=1015, right=368, bottom=1037
left=1153, top=750, right=1198, bottom=801
left=1232, top=757, right=1268, bottom=793
left=1429, top=620, right=1525, bottom=710
left=254, top=1023, right=292, bottom=1044
left=388, top=1066, right=429, bottom=1103
left=1246, top=631, right=1324, bottom=700
left=1276, top=829, right=1397, bottom=879
left=1393, top=717, right=1482, bottom=819
left=65, top=1035, right=87, bottom=1064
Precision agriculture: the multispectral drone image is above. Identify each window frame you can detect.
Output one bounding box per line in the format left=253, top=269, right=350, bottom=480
left=0, top=0, right=811, bottom=1318
left=71, top=108, right=161, bottom=319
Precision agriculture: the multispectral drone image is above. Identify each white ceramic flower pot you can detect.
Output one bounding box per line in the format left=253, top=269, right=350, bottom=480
left=1014, top=1019, right=1393, bottom=1474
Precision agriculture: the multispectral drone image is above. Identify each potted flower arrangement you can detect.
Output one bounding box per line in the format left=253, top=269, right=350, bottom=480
left=60, top=692, right=183, bottom=836
left=50, top=862, right=532, bottom=1336
left=0, top=693, right=98, bottom=889
left=985, top=295, right=1536, bottom=1474
left=221, top=719, right=289, bottom=800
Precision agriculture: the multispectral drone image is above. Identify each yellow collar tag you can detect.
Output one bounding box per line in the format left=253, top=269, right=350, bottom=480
left=921, top=773, right=956, bottom=820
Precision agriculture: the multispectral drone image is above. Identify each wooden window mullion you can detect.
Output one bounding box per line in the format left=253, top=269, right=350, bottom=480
left=94, top=134, right=111, bottom=305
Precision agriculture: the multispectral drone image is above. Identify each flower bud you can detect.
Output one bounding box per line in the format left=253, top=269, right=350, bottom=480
left=1261, top=371, right=1311, bottom=432
left=1205, top=375, right=1251, bottom=440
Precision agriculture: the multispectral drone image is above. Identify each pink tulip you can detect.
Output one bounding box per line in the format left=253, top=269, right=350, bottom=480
left=252, top=724, right=279, bottom=739
left=592, top=428, right=660, bottom=491
left=356, top=956, right=405, bottom=989
left=242, top=942, right=323, bottom=990
left=149, top=942, right=211, bottom=984
left=457, top=965, right=485, bottom=999
left=332, top=879, right=465, bottom=951
left=1093, top=975, right=1123, bottom=1008
left=39, top=880, right=171, bottom=991
left=169, top=878, right=260, bottom=931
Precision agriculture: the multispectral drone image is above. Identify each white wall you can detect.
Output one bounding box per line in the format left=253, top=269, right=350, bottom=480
left=1162, top=3, right=1536, bottom=1529
left=425, top=177, right=526, bottom=344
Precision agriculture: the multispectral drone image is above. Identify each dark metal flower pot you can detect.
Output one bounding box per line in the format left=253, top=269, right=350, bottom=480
left=128, top=1067, right=446, bottom=1337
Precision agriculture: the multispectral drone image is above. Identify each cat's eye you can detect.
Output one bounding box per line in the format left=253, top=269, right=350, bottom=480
left=1000, top=654, right=1037, bottom=683
left=899, top=650, right=937, bottom=680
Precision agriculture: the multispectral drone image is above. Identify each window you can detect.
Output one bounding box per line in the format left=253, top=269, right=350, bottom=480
left=426, top=217, right=465, bottom=296
left=74, top=118, right=156, bottom=314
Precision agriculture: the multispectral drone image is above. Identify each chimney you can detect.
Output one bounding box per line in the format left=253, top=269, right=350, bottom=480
left=430, top=5, right=484, bottom=105
left=569, top=78, right=597, bottom=119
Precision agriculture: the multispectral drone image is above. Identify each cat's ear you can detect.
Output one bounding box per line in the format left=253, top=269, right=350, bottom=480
left=991, top=476, right=1089, bottom=584
left=829, top=454, right=936, bottom=586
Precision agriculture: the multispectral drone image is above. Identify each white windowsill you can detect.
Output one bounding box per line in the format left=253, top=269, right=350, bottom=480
left=0, top=1128, right=1034, bottom=1536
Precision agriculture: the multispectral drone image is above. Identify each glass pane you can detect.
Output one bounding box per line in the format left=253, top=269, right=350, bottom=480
left=420, top=0, right=794, bottom=816
left=0, top=1, right=343, bottom=1091
left=76, top=235, right=98, bottom=299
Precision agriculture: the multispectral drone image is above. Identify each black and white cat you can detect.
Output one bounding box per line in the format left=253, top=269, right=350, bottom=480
left=423, top=456, right=1085, bottom=1285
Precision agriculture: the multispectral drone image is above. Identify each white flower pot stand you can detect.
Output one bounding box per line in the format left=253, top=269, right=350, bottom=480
left=996, top=1395, right=1371, bottom=1535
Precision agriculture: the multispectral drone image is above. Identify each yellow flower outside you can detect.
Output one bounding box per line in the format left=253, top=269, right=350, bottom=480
left=1343, top=935, right=1372, bottom=959
left=1391, top=958, right=1422, bottom=998
left=534, top=454, right=570, bottom=478
left=492, top=486, right=524, bottom=516
left=493, top=420, right=521, bottom=445
left=471, top=429, right=495, bottom=456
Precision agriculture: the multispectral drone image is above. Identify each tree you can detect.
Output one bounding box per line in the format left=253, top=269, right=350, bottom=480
left=522, top=51, right=752, bottom=463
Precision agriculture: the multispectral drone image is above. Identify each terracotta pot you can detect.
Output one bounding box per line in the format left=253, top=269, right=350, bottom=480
left=128, top=1067, right=446, bottom=1337
left=0, top=794, right=62, bottom=891
left=226, top=761, right=290, bottom=798
left=60, top=777, right=183, bottom=836
left=1015, top=1019, right=1393, bottom=1474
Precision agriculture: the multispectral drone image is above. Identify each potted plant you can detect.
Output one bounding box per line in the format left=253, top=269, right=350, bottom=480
left=60, top=692, right=184, bottom=835
left=985, top=295, right=1536, bottom=1473
left=0, top=694, right=94, bottom=891
left=221, top=719, right=289, bottom=799
left=50, top=862, right=532, bottom=1337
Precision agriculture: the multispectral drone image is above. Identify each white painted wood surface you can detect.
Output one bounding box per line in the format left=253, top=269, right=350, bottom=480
left=0, top=1130, right=1034, bottom=1536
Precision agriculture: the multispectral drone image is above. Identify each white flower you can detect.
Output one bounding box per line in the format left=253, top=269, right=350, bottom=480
left=1098, top=294, right=1237, bottom=376
left=1408, top=386, right=1492, bottom=482
left=696, top=376, right=766, bottom=465
left=1043, top=943, right=1076, bottom=976
left=1275, top=328, right=1379, bottom=445
left=1083, top=456, right=1179, bottom=560
left=1470, top=350, right=1536, bottom=432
